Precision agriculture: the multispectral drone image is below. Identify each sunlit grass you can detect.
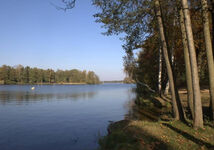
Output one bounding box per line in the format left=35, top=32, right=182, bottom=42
left=98, top=120, right=214, bottom=150
left=98, top=90, right=214, bottom=150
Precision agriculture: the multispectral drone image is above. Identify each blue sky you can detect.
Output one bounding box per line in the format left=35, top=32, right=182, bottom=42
left=0, top=0, right=126, bottom=81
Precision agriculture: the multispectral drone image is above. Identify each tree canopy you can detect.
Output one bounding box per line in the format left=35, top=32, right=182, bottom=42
left=0, top=65, right=100, bottom=84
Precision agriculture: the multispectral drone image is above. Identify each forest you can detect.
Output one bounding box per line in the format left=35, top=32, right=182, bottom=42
left=90, top=0, right=214, bottom=149
left=0, top=0, right=214, bottom=149
left=91, top=0, right=214, bottom=129
left=0, top=65, right=100, bottom=84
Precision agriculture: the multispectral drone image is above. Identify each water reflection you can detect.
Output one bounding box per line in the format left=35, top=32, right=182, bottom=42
left=0, top=91, right=96, bottom=105
left=0, top=84, right=137, bottom=150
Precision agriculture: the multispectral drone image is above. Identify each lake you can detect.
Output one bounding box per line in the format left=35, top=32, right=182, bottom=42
left=0, top=84, right=136, bottom=150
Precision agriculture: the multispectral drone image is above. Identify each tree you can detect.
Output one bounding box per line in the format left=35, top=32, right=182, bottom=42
left=181, top=0, right=203, bottom=128
left=0, top=65, right=9, bottom=84
left=93, top=0, right=187, bottom=120
left=211, top=0, right=214, bottom=54
left=8, top=67, right=17, bottom=84
left=158, top=47, right=162, bottom=95
left=201, top=0, right=214, bottom=120
left=179, top=8, right=194, bottom=119
left=81, top=70, right=87, bottom=83
left=87, top=71, right=100, bottom=84
left=0, top=65, right=100, bottom=85
left=24, top=66, right=30, bottom=84
left=15, top=65, right=25, bottom=83
left=60, top=0, right=214, bottom=125
left=29, top=68, right=39, bottom=83
left=154, top=0, right=184, bottom=120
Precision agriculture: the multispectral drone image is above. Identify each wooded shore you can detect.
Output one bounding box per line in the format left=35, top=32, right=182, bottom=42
left=98, top=90, right=214, bottom=150
left=0, top=82, right=88, bottom=85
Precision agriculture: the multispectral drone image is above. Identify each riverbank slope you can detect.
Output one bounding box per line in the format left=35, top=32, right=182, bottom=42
left=98, top=90, right=214, bottom=150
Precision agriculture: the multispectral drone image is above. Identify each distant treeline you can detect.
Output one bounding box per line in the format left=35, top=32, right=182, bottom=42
left=103, top=80, right=123, bottom=83
left=0, top=65, right=100, bottom=84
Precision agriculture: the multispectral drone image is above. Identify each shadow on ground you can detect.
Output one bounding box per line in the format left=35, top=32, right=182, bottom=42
left=98, top=120, right=172, bottom=150
left=162, top=123, right=214, bottom=149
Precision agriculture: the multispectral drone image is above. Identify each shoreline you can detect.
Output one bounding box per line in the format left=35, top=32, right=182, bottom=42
left=0, top=82, right=135, bottom=85
left=0, top=83, right=93, bottom=85
left=98, top=90, right=214, bottom=150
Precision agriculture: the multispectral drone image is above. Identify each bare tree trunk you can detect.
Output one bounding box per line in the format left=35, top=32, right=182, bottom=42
left=154, top=0, right=180, bottom=120
left=179, top=9, right=194, bottom=119
left=164, top=48, right=174, bottom=95
left=164, top=17, right=176, bottom=96
left=201, top=0, right=214, bottom=120
left=181, top=0, right=203, bottom=128
left=158, top=47, right=162, bottom=95
left=212, top=0, right=214, bottom=56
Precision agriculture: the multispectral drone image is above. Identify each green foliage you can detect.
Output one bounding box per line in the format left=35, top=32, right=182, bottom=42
left=86, top=71, right=100, bottom=84
left=0, top=65, right=100, bottom=85
left=93, top=0, right=153, bottom=51
left=123, top=77, right=135, bottom=84
left=93, top=0, right=212, bottom=92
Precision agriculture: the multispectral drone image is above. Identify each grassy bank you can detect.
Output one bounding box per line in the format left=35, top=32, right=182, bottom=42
left=98, top=90, right=214, bottom=150
left=99, top=120, right=214, bottom=150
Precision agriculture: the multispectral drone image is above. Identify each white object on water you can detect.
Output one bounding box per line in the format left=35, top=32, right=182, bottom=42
left=31, top=87, right=35, bottom=90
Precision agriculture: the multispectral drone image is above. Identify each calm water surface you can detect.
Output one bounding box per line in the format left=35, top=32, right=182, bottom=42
left=0, top=84, right=136, bottom=150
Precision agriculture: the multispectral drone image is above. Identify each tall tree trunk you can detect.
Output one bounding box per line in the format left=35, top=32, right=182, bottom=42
left=164, top=48, right=174, bottom=95
left=158, top=47, right=162, bottom=95
left=179, top=9, right=194, bottom=119
left=212, top=0, right=214, bottom=56
left=164, top=17, right=176, bottom=96
left=201, top=0, right=214, bottom=120
left=154, top=0, right=180, bottom=120
left=181, top=0, right=203, bottom=128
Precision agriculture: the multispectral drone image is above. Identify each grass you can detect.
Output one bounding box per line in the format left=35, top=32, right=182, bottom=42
left=98, top=89, right=214, bottom=150
left=98, top=120, right=214, bottom=150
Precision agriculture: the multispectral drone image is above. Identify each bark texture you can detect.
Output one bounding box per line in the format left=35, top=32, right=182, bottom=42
left=154, top=0, right=180, bottom=120
left=181, top=0, right=203, bottom=128
left=179, top=9, right=194, bottom=119
left=201, top=0, right=214, bottom=120
left=212, top=0, right=214, bottom=56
